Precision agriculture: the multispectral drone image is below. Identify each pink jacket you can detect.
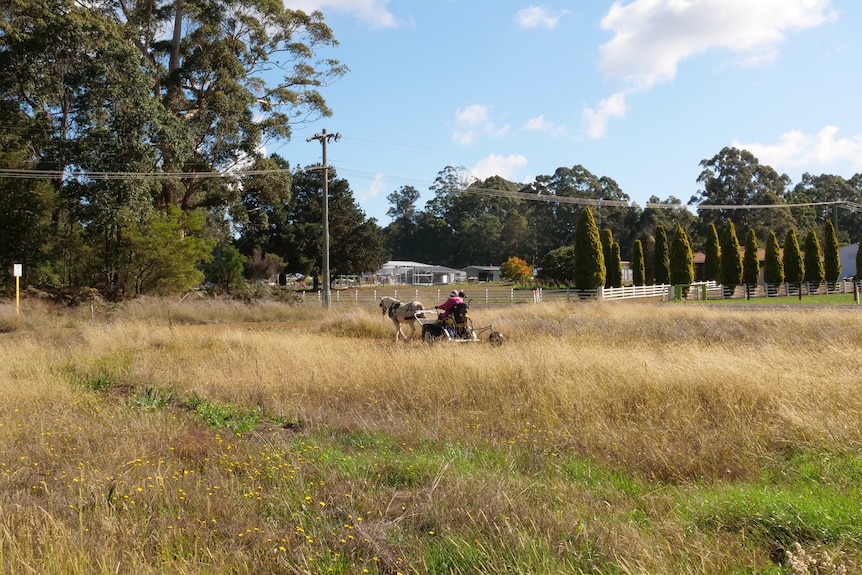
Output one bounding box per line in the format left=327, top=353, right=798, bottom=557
left=435, top=296, right=463, bottom=319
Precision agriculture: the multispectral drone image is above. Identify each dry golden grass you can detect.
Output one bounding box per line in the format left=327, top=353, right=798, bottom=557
left=2, top=297, right=862, bottom=573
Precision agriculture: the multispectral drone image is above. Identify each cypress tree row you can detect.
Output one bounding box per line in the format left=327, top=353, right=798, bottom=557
left=654, top=224, right=670, bottom=285
left=764, top=230, right=784, bottom=293
left=803, top=230, right=825, bottom=285
left=742, top=229, right=760, bottom=286
left=573, top=207, right=606, bottom=290
left=719, top=222, right=743, bottom=294
left=669, top=224, right=694, bottom=296
left=632, top=239, right=645, bottom=286
left=704, top=223, right=721, bottom=282
left=783, top=228, right=805, bottom=284
left=823, top=219, right=841, bottom=283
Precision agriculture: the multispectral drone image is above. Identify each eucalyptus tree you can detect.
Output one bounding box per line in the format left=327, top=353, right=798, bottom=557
left=523, top=165, right=631, bottom=260
left=112, top=0, right=347, bottom=215
left=426, top=169, right=522, bottom=268
left=0, top=0, right=177, bottom=291
left=692, top=147, right=792, bottom=235
left=384, top=185, right=421, bottom=260
left=791, top=173, right=860, bottom=244
left=638, top=195, right=696, bottom=239
left=1, top=0, right=344, bottom=294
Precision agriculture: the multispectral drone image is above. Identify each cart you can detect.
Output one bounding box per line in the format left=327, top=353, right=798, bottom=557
left=415, top=304, right=504, bottom=345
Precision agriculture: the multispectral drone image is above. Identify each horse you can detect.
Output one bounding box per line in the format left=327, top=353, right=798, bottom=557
left=379, top=296, right=425, bottom=341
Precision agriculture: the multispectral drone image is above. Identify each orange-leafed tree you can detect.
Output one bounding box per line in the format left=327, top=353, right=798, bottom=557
left=500, top=256, right=532, bottom=284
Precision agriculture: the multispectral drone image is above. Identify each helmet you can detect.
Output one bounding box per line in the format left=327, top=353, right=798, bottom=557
left=449, top=290, right=458, bottom=297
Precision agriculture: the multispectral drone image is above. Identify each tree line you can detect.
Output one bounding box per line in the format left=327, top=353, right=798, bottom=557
left=2, top=2, right=862, bottom=298
left=546, top=205, right=849, bottom=296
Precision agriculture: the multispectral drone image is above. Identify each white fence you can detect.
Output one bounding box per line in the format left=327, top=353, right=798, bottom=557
left=293, top=279, right=862, bottom=308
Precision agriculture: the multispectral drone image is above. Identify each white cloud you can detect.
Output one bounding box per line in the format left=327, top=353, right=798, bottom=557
left=358, top=173, right=387, bottom=202
left=582, top=92, right=628, bottom=139
left=523, top=115, right=566, bottom=137
left=598, top=0, right=834, bottom=90
left=451, top=105, right=510, bottom=145
left=515, top=6, right=567, bottom=29
left=584, top=0, right=835, bottom=138
left=470, top=154, right=529, bottom=181
left=287, top=0, right=398, bottom=28
left=733, top=126, right=862, bottom=173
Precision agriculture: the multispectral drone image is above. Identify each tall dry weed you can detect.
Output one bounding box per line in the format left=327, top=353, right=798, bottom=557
left=3, top=297, right=862, bottom=573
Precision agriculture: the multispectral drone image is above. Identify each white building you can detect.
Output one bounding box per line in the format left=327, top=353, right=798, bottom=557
left=374, top=261, right=467, bottom=285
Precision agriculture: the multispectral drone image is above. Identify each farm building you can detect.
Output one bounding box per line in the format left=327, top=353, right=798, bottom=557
left=374, top=261, right=467, bottom=285
left=461, top=265, right=501, bottom=282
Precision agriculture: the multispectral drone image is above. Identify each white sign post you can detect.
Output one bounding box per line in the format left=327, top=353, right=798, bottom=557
left=13, top=264, right=22, bottom=316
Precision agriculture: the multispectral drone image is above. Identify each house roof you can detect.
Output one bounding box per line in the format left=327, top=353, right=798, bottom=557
left=462, top=265, right=500, bottom=272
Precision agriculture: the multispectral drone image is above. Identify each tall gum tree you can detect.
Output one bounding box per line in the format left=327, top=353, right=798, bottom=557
left=693, top=147, right=791, bottom=235
left=114, top=0, right=348, bottom=213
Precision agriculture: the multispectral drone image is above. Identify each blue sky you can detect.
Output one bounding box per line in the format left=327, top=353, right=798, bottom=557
left=270, top=0, right=862, bottom=224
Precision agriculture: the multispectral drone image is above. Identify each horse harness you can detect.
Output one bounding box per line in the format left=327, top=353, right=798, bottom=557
left=387, top=300, right=414, bottom=319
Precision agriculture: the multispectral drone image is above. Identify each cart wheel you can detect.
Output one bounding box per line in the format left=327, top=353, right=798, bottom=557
left=422, top=324, right=445, bottom=344
left=456, top=318, right=474, bottom=340
left=488, top=331, right=504, bottom=346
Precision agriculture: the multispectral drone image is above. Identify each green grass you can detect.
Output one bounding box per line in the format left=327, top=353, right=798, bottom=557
left=693, top=292, right=860, bottom=305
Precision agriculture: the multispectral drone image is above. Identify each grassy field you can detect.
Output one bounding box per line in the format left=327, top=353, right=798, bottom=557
left=1, top=296, right=861, bottom=574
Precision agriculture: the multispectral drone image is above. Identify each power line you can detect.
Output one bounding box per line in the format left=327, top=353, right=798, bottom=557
left=460, top=185, right=848, bottom=211
left=0, top=168, right=297, bottom=180
left=0, top=167, right=853, bottom=212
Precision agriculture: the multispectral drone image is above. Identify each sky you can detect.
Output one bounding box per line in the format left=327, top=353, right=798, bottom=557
left=268, top=0, right=862, bottom=224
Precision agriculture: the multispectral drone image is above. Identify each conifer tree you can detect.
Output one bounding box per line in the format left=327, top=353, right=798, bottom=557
left=573, top=207, right=605, bottom=290
left=857, top=233, right=862, bottom=281
left=783, top=228, right=805, bottom=284
left=764, top=230, right=784, bottom=289
left=763, top=230, right=784, bottom=285
left=704, top=223, right=721, bottom=282
left=654, top=225, right=670, bottom=285
left=803, top=230, right=825, bottom=286
left=601, top=229, right=614, bottom=288
left=823, top=219, right=841, bottom=283
left=608, top=242, right=623, bottom=288
left=719, top=222, right=743, bottom=293
left=632, top=239, right=645, bottom=286
left=669, top=224, right=694, bottom=296
left=742, top=229, right=760, bottom=285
